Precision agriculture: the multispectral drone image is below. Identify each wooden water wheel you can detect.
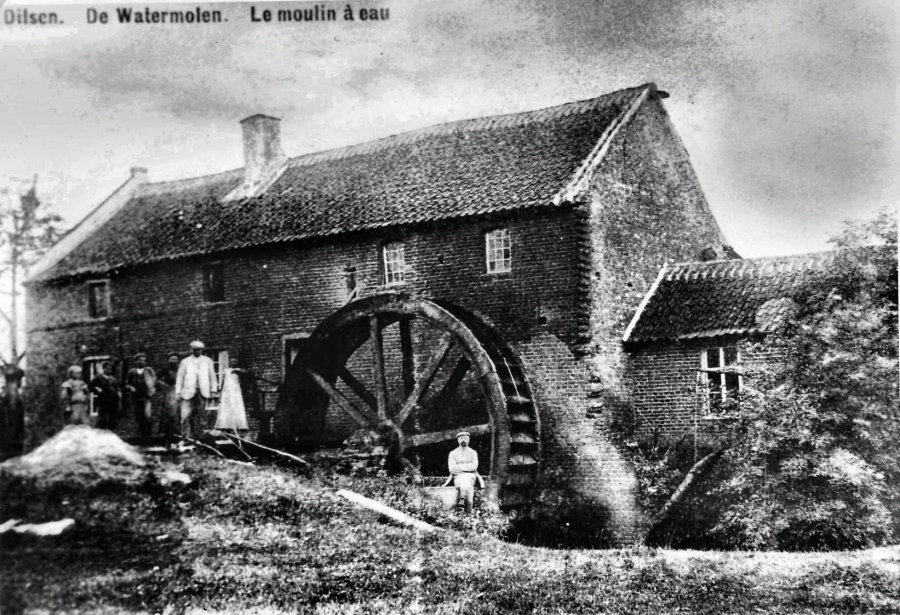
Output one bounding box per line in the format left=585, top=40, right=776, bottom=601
left=280, top=293, right=540, bottom=507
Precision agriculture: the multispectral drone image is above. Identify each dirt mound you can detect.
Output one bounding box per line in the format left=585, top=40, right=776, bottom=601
left=0, top=426, right=148, bottom=488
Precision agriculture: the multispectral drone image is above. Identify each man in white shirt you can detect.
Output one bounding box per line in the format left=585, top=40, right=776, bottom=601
left=176, top=340, right=218, bottom=439
left=447, top=431, right=484, bottom=513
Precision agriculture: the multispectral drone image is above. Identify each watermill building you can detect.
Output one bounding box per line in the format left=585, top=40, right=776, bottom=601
left=26, top=83, right=734, bottom=543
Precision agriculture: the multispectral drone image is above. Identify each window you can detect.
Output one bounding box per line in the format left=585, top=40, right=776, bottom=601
left=88, top=281, right=110, bottom=318
left=485, top=228, right=511, bottom=273
left=203, top=263, right=225, bottom=302
left=382, top=242, right=406, bottom=285
left=701, top=347, right=741, bottom=411
left=205, top=348, right=229, bottom=411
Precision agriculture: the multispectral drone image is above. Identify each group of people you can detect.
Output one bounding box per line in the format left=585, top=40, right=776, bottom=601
left=60, top=340, right=250, bottom=445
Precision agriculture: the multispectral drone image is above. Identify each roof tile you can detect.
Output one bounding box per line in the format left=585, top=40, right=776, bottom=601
left=625, top=251, right=843, bottom=343
left=38, top=85, right=650, bottom=281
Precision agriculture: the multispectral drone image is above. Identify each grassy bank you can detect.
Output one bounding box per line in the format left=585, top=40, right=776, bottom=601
left=2, top=455, right=899, bottom=614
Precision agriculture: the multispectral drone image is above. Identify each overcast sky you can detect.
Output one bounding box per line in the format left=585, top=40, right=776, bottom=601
left=1, top=0, right=897, bottom=258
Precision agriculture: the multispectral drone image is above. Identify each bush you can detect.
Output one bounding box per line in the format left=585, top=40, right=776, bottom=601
left=704, top=211, right=898, bottom=550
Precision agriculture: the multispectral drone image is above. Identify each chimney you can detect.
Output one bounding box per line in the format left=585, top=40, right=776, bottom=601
left=241, top=114, right=285, bottom=186
left=224, top=114, right=287, bottom=201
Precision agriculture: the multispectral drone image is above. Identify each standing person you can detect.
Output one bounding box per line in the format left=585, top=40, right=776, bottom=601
left=445, top=431, right=485, bottom=514
left=125, top=353, right=157, bottom=439
left=214, top=357, right=249, bottom=432
left=61, top=365, right=90, bottom=426
left=157, top=354, right=181, bottom=448
left=89, top=360, right=120, bottom=430
left=176, top=340, right=218, bottom=439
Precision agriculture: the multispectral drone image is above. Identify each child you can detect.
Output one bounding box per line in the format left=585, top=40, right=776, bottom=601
left=61, top=365, right=90, bottom=425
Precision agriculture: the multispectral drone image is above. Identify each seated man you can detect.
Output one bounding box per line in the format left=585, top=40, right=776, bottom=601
left=445, top=431, right=485, bottom=513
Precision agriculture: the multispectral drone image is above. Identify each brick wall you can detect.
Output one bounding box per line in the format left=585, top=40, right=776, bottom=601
left=26, top=206, right=585, bottom=439
left=517, top=95, right=735, bottom=539
left=625, top=337, right=786, bottom=438
left=585, top=96, right=732, bottom=401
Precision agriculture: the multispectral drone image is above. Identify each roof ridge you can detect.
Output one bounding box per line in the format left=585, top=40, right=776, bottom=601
left=136, top=84, right=652, bottom=190
left=663, top=250, right=843, bottom=282
left=668, top=249, right=839, bottom=271
left=286, top=84, right=651, bottom=169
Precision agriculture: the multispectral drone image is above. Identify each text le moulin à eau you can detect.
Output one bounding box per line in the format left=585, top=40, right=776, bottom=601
left=4, top=4, right=388, bottom=26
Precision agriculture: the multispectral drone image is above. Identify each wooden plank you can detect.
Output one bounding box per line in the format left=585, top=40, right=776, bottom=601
left=370, top=315, right=388, bottom=420
left=338, top=366, right=377, bottom=410
left=304, top=367, right=374, bottom=428
left=406, top=422, right=492, bottom=448
left=395, top=332, right=454, bottom=426
left=336, top=489, right=439, bottom=533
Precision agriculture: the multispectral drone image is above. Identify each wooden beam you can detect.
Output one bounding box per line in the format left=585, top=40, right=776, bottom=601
left=304, top=367, right=375, bottom=428
left=370, top=315, right=388, bottom=420
left=399, top=317, right=415, bottom=398
left=338, top=366, right=377, bottom=411
left=406, top=422, right=492, bottom=448
left=433, top=356, right=470, bottom=409
left=395, top=332, right=454, bottom=426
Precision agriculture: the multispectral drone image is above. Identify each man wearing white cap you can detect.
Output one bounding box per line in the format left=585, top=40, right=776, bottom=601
left=447, top=431, right=484, bottom=513
left=175, top=340, right=218, bottom=438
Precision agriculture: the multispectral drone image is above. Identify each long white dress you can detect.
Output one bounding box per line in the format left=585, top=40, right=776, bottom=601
left=214, top=368, right=248, bottom=430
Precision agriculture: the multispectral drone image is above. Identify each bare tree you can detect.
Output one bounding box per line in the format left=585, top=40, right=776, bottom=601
left=0, top=176, right=64, bottom=457
left=0, top=175, right=65, bottom=366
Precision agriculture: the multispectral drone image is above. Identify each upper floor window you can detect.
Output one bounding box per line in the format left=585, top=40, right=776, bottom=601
left=382, top=242, right=406, bottom=286
left=203, top=263, right=225, bottom=302
left=701, top=346, right=741, bottom=411
left=485, top=228, right=511, bottom=274
left=88, top=281, right=110, bottom=318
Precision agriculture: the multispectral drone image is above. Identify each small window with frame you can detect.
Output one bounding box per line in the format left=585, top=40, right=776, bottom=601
left=88, top=281, right=110, bottom=318
left=382, top=241, right=406, bottom=286
left=485, top=228, right=511, bottom=274
left=701, top=346, right=741, bottom=413
left=203, top=263, right=225, bottom=302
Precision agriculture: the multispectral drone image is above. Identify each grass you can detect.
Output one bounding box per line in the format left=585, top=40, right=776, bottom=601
left=2, top=454, right=899, bottom=614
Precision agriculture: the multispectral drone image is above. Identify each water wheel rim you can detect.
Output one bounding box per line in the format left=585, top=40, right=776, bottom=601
left=304, top=293, right=511, bottom=490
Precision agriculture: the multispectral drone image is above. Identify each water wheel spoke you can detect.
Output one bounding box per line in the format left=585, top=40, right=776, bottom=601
left=406, top=423, right=492, bottom=448
left=395, top=332, right=454, bottom=426
left=433, top=356, right=470, bottom=409
left=399, top=317, right=415, bottom=398
left=369, top=315, right=389, bottom=420
left=303, top=367, right=377, bottom=427
left=337, top=366, right=377, bottom=411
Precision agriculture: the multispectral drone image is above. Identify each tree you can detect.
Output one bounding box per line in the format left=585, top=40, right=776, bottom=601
left=0, top=176, right=64, bottom=458
left=706, top=210, right=899, bottom=550
left=0, top=176, right=64, bottom=366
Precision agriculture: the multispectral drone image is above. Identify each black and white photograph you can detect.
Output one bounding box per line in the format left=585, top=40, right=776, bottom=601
left=1, top=0, right=898, bottom=612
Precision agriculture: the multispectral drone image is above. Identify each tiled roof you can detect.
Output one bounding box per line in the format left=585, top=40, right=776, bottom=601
left=623, top=251, right=842, bottom=343
left=36, top=84, right=652, bottom=282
